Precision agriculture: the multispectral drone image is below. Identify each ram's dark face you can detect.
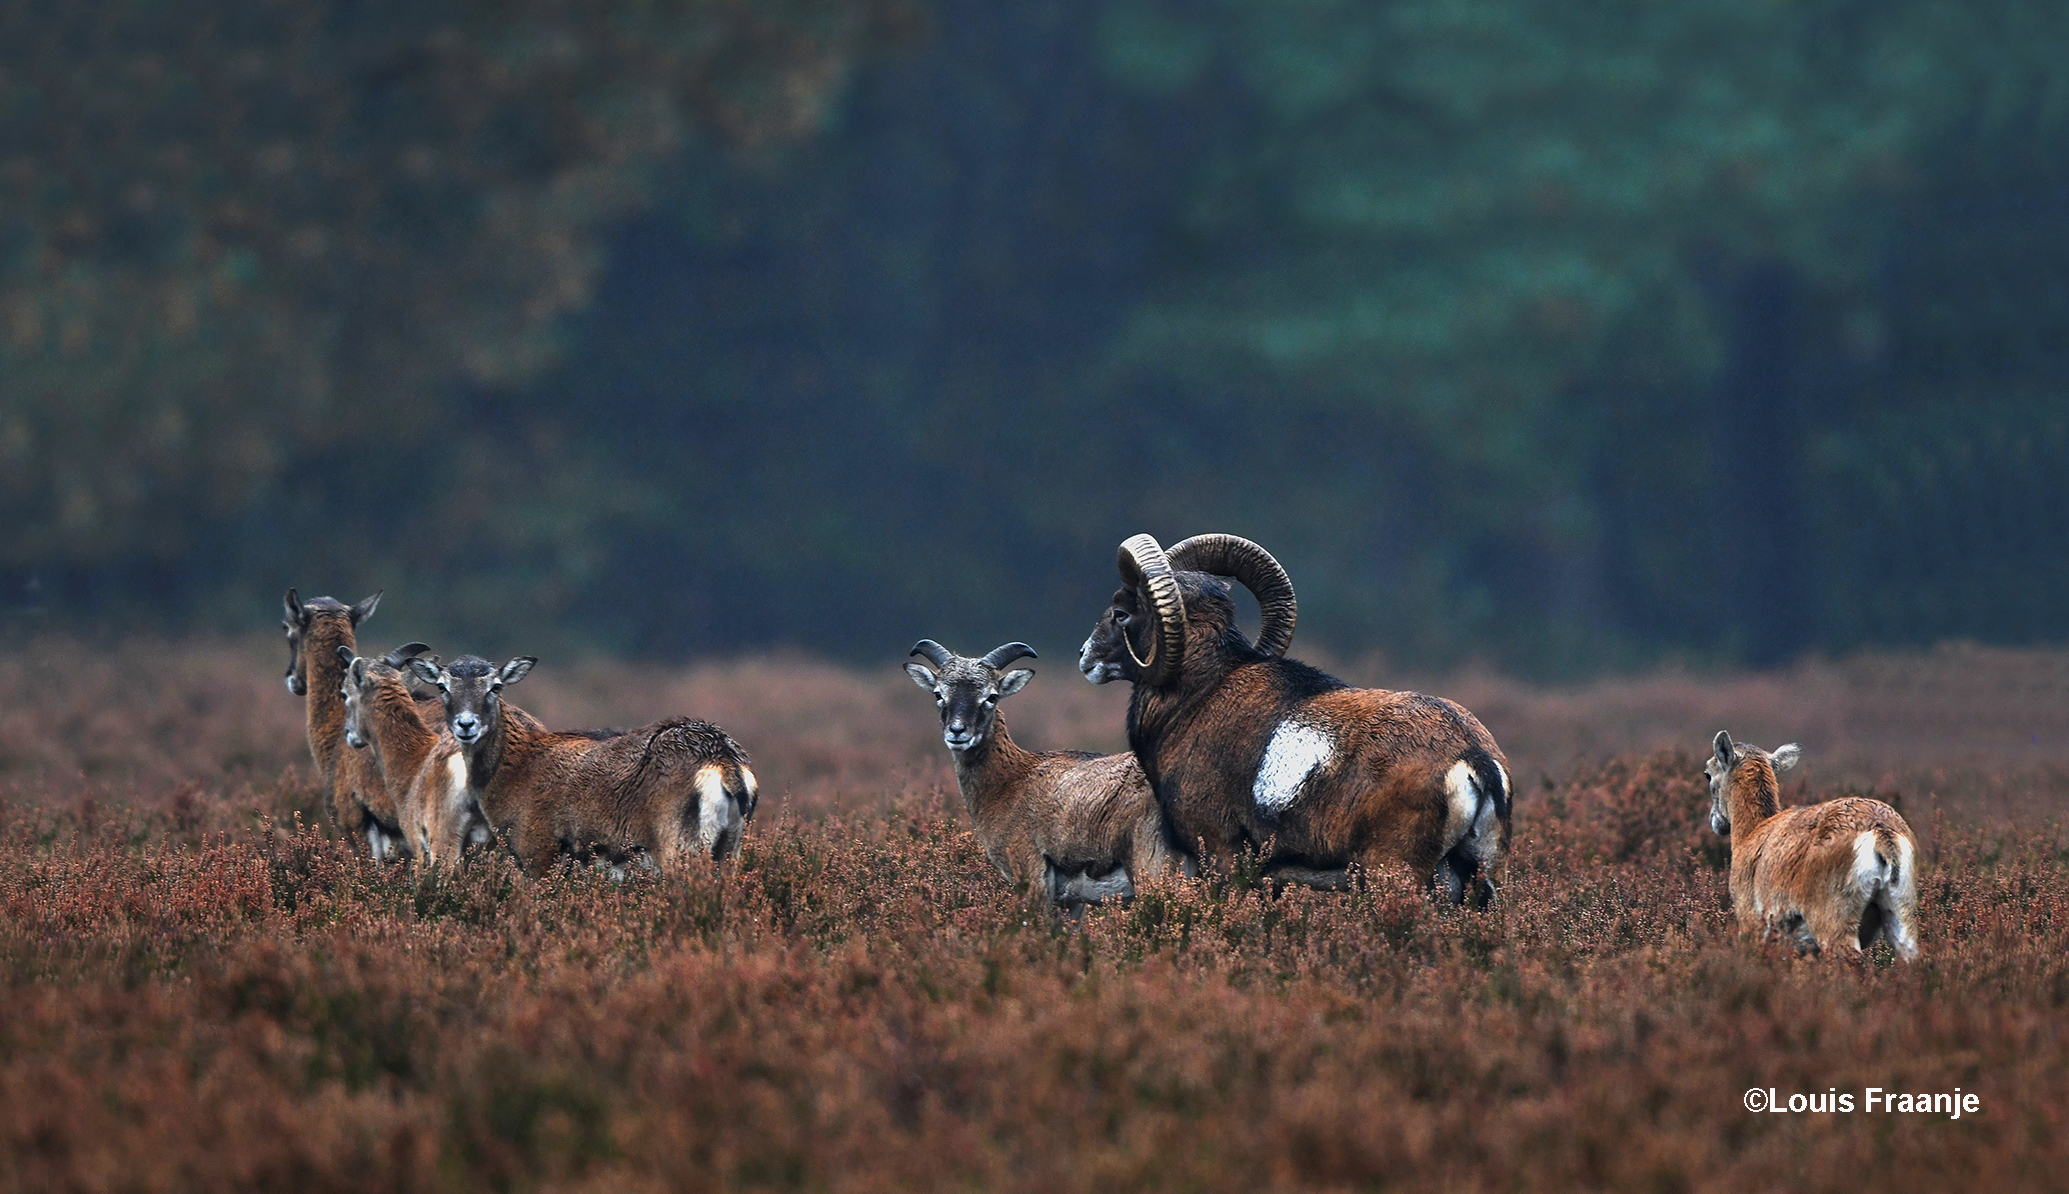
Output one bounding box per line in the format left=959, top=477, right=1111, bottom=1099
left=905, top=657, right=1032, bottom=752
left=414, top=655, right=534, bottom=746
left=1077, top=586, right=1146, bottom=685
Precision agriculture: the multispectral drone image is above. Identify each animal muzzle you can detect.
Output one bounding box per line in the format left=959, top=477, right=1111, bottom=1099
left=452, top=714, right=483, bottom=743
left=1710, top=810, right=1731, bottom=837
left=1078, top=638, right=1118, bottom=684
left=943, top=723, right=980, bottom=751
left=285, top=671, right=305, bottom=696
left=344, top=728, right=367, bottom=749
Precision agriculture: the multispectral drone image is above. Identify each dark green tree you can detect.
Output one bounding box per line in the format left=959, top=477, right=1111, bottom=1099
left=0, top=0, right=904, bottom=584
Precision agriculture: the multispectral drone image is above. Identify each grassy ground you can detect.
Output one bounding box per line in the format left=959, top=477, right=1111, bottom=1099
left=3, top=637, right=2067, bottom=1191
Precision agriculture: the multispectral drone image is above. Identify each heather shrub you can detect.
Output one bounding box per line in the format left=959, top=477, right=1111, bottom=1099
left=5, top=648, right=2069, bottom=1190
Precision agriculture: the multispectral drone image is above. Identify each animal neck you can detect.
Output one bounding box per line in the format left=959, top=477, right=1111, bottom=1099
left=464, top=702, right=548, bottom=826
left=302, top=616, right=355, bottom=783
left=950, top=717, right=1036, bottom=821
left=367, top=676, right=437, bottom=780
left=462, top=718, right=507, bottom=792
left=1725, top=760, right=1782, bottom=838
left=1125, top=632, right=1240, bottom=777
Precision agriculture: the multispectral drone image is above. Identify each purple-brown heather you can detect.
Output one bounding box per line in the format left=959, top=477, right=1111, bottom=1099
left=4, top=636, right=2069, bottom=1190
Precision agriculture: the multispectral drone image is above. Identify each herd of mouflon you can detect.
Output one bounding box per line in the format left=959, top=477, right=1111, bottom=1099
left=288, top=531, right=1920, bottom=961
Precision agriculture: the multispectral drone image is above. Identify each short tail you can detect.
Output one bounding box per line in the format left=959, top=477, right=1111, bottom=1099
left=1440, top=748, right=1511, bottom=906
left=1859, top=826, right=1921, bottom=962
left=637, top=719, right=757, bottom=863
left=1466, top=746, right=1510, bottom=821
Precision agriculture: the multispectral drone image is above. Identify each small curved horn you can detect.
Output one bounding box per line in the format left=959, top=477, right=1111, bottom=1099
left=1167, top=534, right=1297, bottom=657
left=382, top=642, right=434, bottom=668
left=1117, top=534, right=1186, bottom=686
left=980, top=642, right=1037, bottom=670
left=909, top=640, right=954, bottom=668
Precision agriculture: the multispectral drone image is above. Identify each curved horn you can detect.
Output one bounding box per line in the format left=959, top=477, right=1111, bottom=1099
left=1166, top=534, right=1296, bottom=657
left=979, top=642, right=1037, bottom=671
left=382, top=642, right=434, bottom=668
left=909, top=640, right=954, bottom=668
left=1117, top=534, right=1186, bottom=685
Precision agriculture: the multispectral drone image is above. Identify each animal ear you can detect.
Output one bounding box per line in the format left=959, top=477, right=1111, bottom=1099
left=1770, top=742, right=1802, bottom=771
left=499, top=657, right=536, bottom=686
left=904, top=662, right=939, bottom=692
left=349, top=590, right=382, bottom=625
left=349, top=657, right=370, bottom=684
left=1712, top=730, right=1734, bottom=764
left=336, top=644, right=356, bottom=665
left=407, top=658, right=443, bottom=686
left=996, top=668, right=1034, bottom=698
left=284, top=589, right=306, bottom=626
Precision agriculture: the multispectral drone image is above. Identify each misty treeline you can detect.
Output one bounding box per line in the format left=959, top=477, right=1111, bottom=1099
left=4, top=0, right=2067, bottom=674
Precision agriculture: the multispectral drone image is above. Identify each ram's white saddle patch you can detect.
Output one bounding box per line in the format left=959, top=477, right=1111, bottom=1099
left=1254, top=718, right=1334, bottom=814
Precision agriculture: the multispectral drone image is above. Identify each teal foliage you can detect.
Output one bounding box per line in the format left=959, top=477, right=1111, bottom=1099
left=4, top=0, right=2069, bottom=673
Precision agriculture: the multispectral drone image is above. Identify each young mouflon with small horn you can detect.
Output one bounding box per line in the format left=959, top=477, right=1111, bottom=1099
left=1705, top=731, right=1919, bottom=960
left=1078, top=533, right=1509, bottom=903
left=906, top=639, right=1182, bottom=907
left=410, top=655, right=758, bottom=876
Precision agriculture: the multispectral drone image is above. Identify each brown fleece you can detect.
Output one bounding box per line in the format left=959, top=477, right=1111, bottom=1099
left=452, top=705, right=755, bottom=876
left=947, top=713, right=1177, bottom=898
left=289, top=609, right=362, bottom=834
left=1716, top=744, right=1920, bottom=959
left=1119, top=584, right=1509, bottom=889
left=345, top=663, right=462, bottom=862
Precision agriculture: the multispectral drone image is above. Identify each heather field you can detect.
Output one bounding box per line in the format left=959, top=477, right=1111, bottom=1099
left=5, top=637, right=2069, bottom=1192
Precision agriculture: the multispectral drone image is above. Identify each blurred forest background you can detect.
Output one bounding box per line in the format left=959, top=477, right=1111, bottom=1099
left=4, top=0, right=2068, bottom=677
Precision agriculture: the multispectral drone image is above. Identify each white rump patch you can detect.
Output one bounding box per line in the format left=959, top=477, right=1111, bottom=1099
left=693, top=765, right=736, bottom=856
left=1442, top=761, right=1483, bottom=855
left=1889, top=835, right=1920, bottom=959
left=1851, top=831, right=1887, bottom=892
left=1254, top=719, right=1333, bottom=814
